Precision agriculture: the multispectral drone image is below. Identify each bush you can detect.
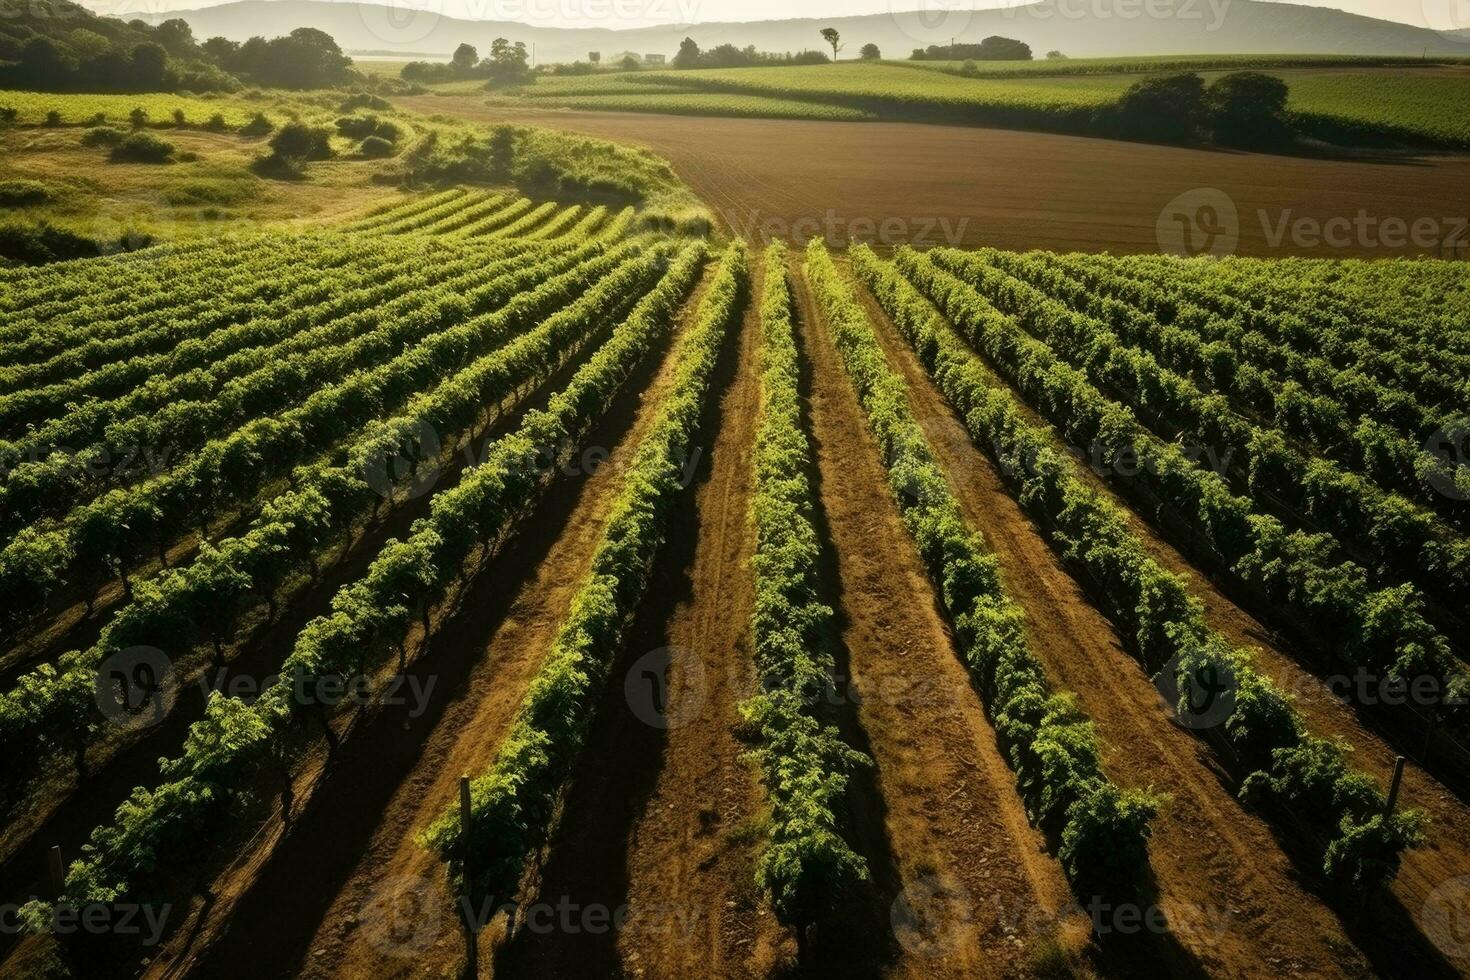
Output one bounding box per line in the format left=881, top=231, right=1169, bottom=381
left=204, top=112, right=227, bottom=132
left=110, top=131, right=175, bottom=163
left=339, top=92, right=391, bottom=113
left=268, top=121, right=333, bottom=161
left=859, top=43, right=881, bottom=60
left=129, top=107, right=148, bottom=129
left=173, top=108, right=187, bottom=127
left=0, top=220, right=135, bottom=265
left=44, top=110, right=61, bottom=127
left=1102, top=72, right=1206, bottom=143
left=358, top=134, right=395, bottom=158
left=80, top=126, right=124, bottom=147
left=334, top=114, right=380, bottom=139
left=0, top=180, right=50, bottom=206
left=240, top=112, right=273, bottom=137
left=0, top=106, right=16, bottom=125
left=1205, top=71, right=1294, bottom=148
left=88, top=112, right=106, bottom=126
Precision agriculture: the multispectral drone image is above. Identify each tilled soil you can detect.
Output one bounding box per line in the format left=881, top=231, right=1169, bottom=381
left=404, top=96, right=1470, bottom=259
left=789, top=258, right=1085, bottom=980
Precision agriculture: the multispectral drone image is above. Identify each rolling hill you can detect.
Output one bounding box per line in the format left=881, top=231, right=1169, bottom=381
left=139, top=0, right=1470, bottom=63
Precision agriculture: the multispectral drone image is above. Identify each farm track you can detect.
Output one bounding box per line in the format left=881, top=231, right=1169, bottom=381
left=166, top=265, right=717, bottom=980
left=496, top=255, right=773, bottom=978
left=858, top=270, right=1470, bottom=978
left=406, top=97, right=1470, bottom=258
left=788, top=260, right=1080, bottom=979
left=853, top=280, right=1371, bottom=979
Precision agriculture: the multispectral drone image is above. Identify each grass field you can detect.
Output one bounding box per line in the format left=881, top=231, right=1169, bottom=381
left=486, top=59, right=1470, bottom=147
left=2, top=74, right=1470, bottom=980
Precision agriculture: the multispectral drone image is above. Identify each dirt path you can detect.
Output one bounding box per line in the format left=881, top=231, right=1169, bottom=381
left=496, top=257, right=778, bottom=979
left=138, top=270, right=716, bottom=980
left=407, top=96, right=1470, bottom=259
left=789, top=260, right=1083, bottom=979
left=853, top=281, right=1372, bottom=979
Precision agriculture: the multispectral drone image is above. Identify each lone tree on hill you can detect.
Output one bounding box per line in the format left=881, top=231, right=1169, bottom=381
left=859, top=42, right=880, bottom=60
left=820, top=28, right=842, bottom=62
left=451, top=42, right=478, bottom=72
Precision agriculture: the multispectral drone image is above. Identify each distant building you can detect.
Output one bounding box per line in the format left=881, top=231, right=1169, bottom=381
left=644, top=53, right=666, bottom=65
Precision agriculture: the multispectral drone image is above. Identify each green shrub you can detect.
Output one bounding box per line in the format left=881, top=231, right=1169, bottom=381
left=0, top=180, right=50, bottom=206
left=0, top=106, right=16, bottom=125
left=334, top=114, right=380, bottom=139
left=80, top=126, right=124, bottom=147
left=268, top=121, right=332, bottom=161
left=129, top=107, right=148, bottom=129
left=358, top=134, right=395, bottom=158
left=172, top=108, right=187, bottom=127
left=204, top=112, right=228, bottom=132
left=1205, top=71, right=1294, bottom=148
left=43, top=110, right=61, bottom=127
left=339, top=92, right=392, bottom=113
left=240, top=112, right=274, bottom=137
left=110, top=131, right=175, bottom=163
left=1100, top=72, right=1206, bottom=143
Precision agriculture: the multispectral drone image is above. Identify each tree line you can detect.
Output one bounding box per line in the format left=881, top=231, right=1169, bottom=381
left=0, top=0, right=357, bottom=92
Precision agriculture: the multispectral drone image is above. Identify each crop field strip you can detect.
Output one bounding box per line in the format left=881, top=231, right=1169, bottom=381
left=1003, top=252, right=1470, bottom=596
left=0, top=202, right=689, bottom=875
left=0, top=234, right=621, bottom=645
left=3, top=224, right=705, bottom=970
left=839, top=251, right=1379, bottom=975
left=138, top=241, right=725, bottom=979
left=6, top=175, right=1470, bottom=980
left=852, top=246, right=1470, bottom=973
left=896, top=250, right=1470, bottom=742
left=502, top=61, right=1470, bottom=148
left=927, top=250, right=1470, bottom=641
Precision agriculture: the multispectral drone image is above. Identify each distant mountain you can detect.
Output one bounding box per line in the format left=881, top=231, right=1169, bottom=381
left=137, top=0, right=1470, bottom=63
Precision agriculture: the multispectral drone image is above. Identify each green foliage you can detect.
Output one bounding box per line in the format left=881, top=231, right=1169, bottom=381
left=422, top=243, right=744, bottom=903
left=267, top=121, right=333, bottom=162
left=108, top=130, right=174, bottom=163
left=742, top=242, right=871, bottom=929
left=872, top=243, right=1425, bottom=889
left=830, top=240, right=1160, bottom=901
left=0, top=179, right=50, bottom=206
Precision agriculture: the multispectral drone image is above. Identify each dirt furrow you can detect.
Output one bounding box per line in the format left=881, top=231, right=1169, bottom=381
left=853, top=279, right=1374, bottom=979
left=495, top=257, right=776, bottom=979
left=134, top=269, right=718, bottom=980
left=790, top=261, right=1082, bottom=980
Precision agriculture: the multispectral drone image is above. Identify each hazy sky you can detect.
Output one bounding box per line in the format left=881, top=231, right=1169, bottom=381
left=80, top=0, right=1463, bottom=31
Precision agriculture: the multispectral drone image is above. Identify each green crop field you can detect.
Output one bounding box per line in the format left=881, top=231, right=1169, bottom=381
left=4, top=11, right=1470, bottom=978
left=496, top=59, right=1470, bottom=148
